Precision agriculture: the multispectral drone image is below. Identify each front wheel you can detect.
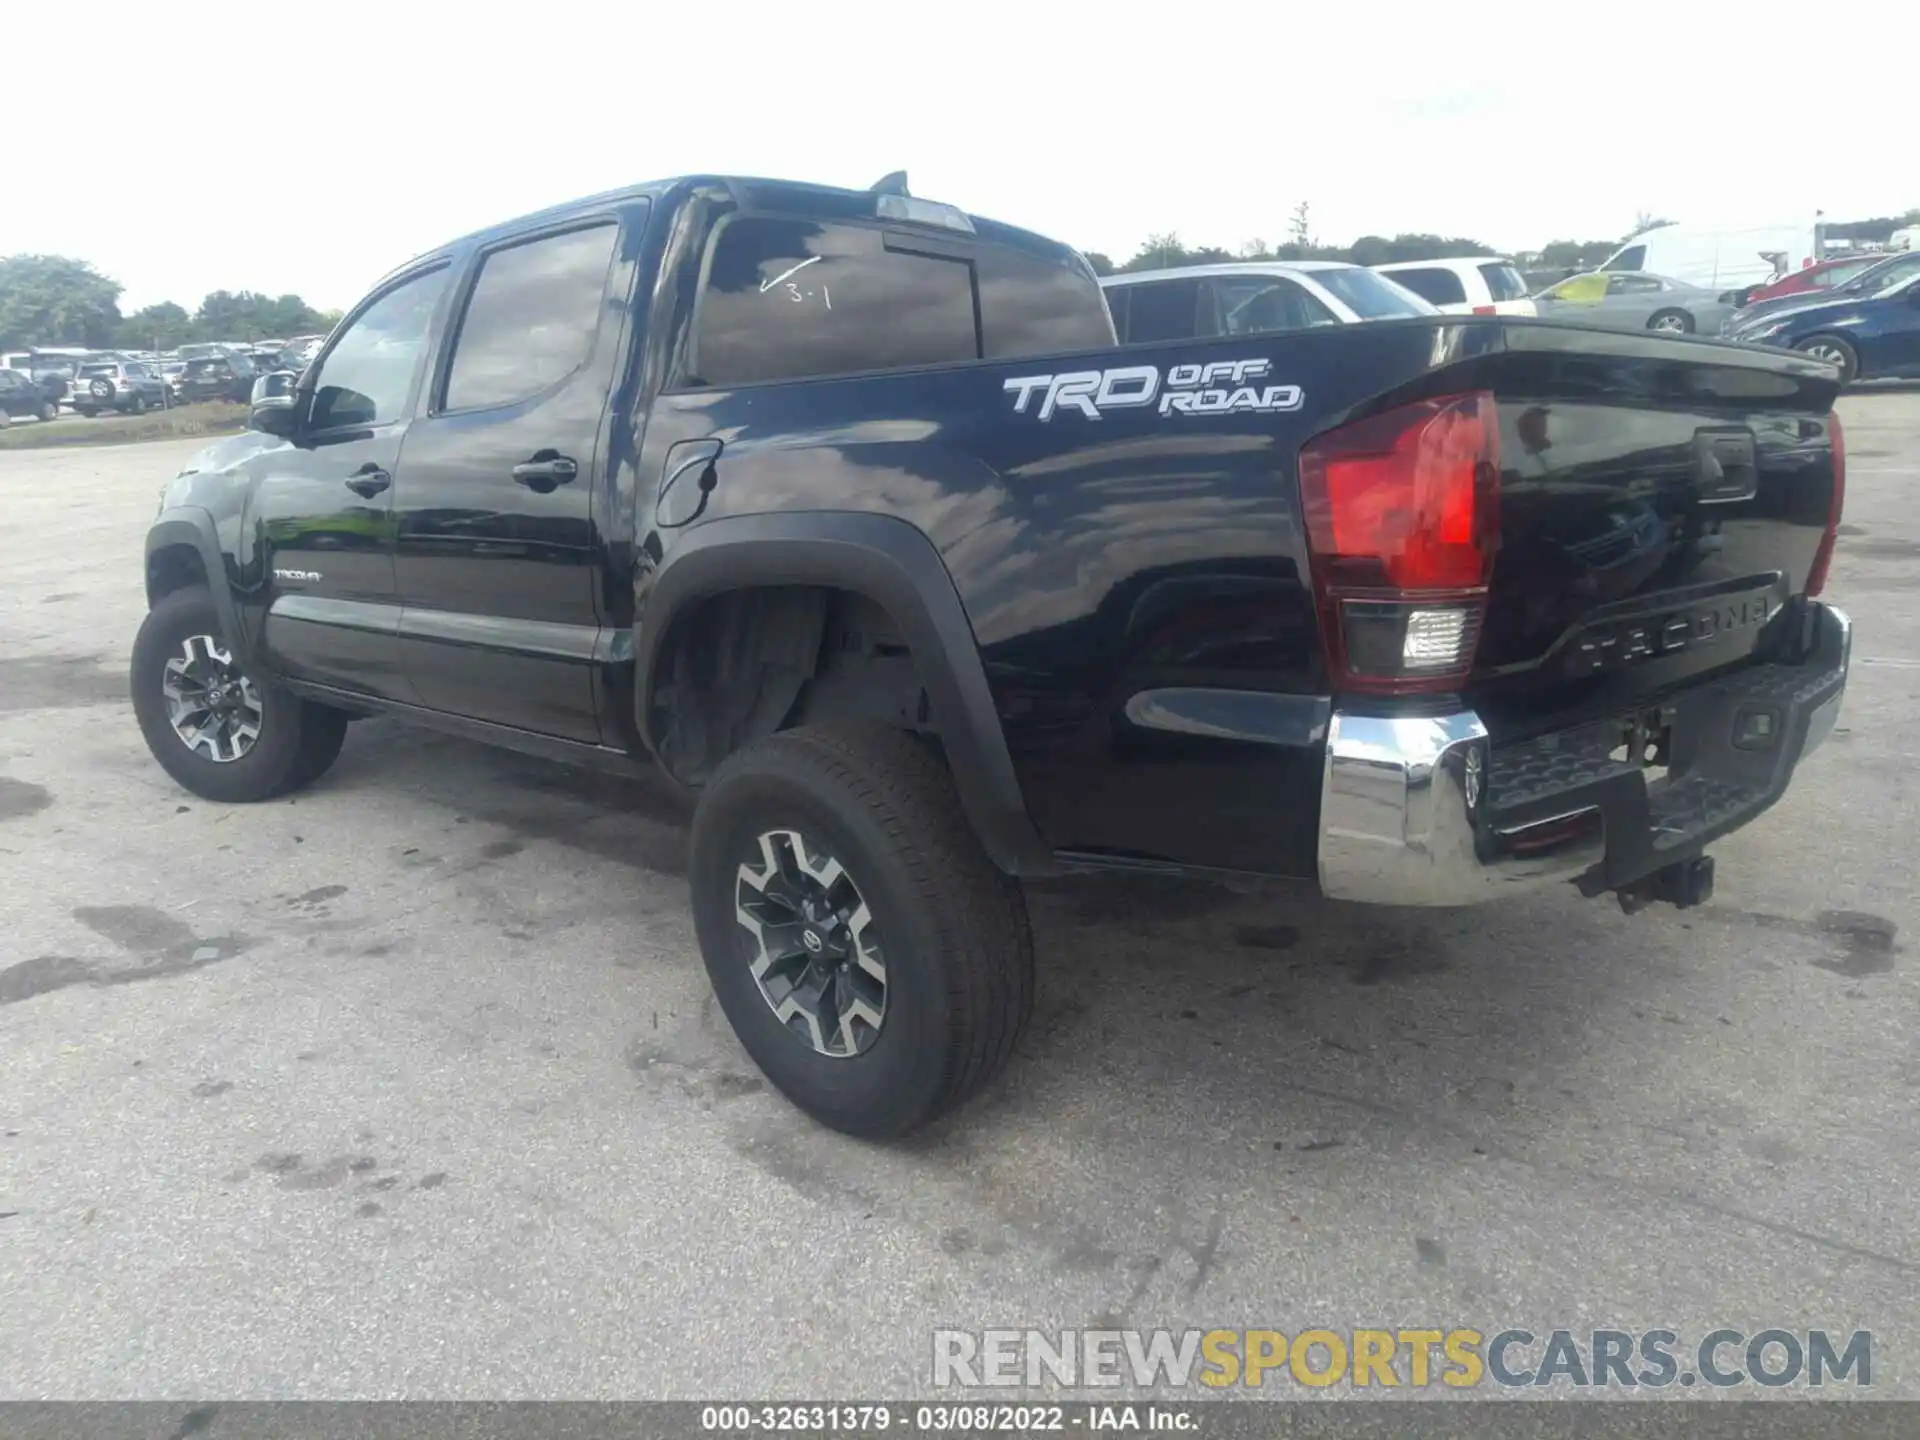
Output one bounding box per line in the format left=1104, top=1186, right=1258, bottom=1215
left=1795, top=335, right=1858, bottom=385
left=75, top=407, right=97, bottom=418
left=1647, top=308, right=1694, bottom=334
left=689, top=722, right=1034, bottom=1139
left=36, top=400, right=57, bottom=422
left=130, top=586, right=349, bottom=804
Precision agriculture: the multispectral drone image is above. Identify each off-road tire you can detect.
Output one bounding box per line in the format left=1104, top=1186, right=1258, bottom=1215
left=130, top=586, right=348, bottom=804
left=689, top=721, right=1034, bottom=1139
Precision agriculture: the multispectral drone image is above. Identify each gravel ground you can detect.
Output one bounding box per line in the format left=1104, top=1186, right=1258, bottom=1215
left=0, top=390, right=1916, bottom=1402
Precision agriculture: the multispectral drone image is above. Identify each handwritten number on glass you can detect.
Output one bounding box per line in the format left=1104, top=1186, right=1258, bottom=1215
left=760, top=256, right=833, bottom=310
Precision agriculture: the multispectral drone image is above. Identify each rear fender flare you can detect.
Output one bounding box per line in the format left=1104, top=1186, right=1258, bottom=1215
left=636, top=511, right=1060, bottom=878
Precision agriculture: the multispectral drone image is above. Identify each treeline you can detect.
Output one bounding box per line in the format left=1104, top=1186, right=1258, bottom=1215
left=1080, top=204, right=1920, bottom=278
left=0, top=255, right=343, bottom=352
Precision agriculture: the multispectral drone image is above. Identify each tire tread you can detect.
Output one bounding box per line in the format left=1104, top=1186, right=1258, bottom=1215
left=700, top=720, right=1034, bottom=1135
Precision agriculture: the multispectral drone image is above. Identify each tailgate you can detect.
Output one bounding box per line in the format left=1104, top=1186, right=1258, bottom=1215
left=1458, top=326, right=1841, bottom=742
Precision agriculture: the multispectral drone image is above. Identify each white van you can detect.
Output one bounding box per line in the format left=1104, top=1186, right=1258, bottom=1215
left=1600, top=221, right=1820, bottom=297
left=1371, top=257, right=1537, bottom=316
left=1891, top=227, right=1917, bottom=253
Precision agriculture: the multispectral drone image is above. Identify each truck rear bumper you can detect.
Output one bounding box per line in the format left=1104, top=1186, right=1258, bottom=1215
left=1316, top=602, right=1851, bottom=907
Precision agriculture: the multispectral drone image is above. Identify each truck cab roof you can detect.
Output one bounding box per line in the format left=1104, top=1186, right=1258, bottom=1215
left=387, top=174, right=1089, bottom=291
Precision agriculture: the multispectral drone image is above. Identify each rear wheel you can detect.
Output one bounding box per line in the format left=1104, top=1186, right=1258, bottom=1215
left=1647, top=308, right=1693, bottom=334
left=130, top=586, right=348, bottom=804
left=689, top=721, right=1034, bottom=1139
left=1795, top=335, right=1858, bottom=385
left=126, top=394, right=147, bottom=415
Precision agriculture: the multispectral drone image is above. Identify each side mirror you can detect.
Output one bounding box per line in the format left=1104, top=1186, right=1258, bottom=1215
left=249, top=371, right=301, bottom=438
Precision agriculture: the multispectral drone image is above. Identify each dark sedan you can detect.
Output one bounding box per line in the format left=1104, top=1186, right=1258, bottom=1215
left=1721, top=268, right=1920, bottom=384
left=176, top=353, right=259, bottom=404
left=1730, top=251, right=1920, bottom=329
left=0, top=368, right=61, bottom=422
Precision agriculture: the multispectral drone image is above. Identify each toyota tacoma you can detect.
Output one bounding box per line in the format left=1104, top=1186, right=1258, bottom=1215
left=133, top=172, right=1851, bottom=1137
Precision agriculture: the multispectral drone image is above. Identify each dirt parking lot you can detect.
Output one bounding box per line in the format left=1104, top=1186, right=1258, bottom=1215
left=1, top=392, right=1916, bottom=1401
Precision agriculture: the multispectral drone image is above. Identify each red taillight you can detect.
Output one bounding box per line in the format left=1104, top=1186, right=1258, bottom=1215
left=1299, top=392, right=1501, bottom=695
left=1471, top=304, right=1497, bottom=315
left=1806, top=410, right=1844, bottom=597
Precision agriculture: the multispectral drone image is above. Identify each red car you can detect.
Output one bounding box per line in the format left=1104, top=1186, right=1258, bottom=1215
left=1745, top=253, right=1887, bottom=304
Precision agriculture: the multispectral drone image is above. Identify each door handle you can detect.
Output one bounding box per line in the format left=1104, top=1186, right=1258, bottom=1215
left=344, top=465, right=391, bottom=498
left=512, top=451, right=579, bottom=492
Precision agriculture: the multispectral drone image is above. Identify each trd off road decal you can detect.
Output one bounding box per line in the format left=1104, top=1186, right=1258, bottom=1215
left=1003, top=359, right=1303, bottom=422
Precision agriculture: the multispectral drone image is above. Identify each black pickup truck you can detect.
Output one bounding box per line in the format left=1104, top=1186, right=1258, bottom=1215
left=134, top=172, right=1850, bottom=1138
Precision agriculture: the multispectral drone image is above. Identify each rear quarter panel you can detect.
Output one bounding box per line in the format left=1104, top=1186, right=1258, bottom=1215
left=639, top=321, right=1506, bottom=876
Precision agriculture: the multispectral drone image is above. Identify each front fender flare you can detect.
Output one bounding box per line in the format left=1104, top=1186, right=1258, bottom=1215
left=637, top=511, right=1061, bottom=878
left=146, top=508, right=244, bottom=657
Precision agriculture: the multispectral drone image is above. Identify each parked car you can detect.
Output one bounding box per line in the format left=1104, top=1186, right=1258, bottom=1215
left=1532, top=271, right=1734, bottom=335
left=1730, top=251, right=1920, bottom=329
left=176, top=352, right=259, bottom=404
left=1101, top=260, right=1436, bottom=343
left=159, top=359, right=187, bottom=403
left=1599, top=220, right=1821, bottom=298
left=72, top=358, right=168, bottom=416
left=1371, top=257, right=1537, bottom=316
left=0, top=367, right=62, bottom=422
left=133, top=170, right=1847, bottom=1140
left=1744, top=253, right=1889, bottom=306
left=1722, top=265, right=1920, bottom=384
left=11, top=347, right=92, bottom=406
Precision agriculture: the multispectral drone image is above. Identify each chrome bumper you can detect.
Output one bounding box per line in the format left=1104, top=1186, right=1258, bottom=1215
left=1316, top=603, right=1850, bottom=907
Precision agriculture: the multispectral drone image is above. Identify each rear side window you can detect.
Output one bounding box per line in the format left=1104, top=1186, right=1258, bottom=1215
left=693, top=217, right=977, bottom=386
left=1814, top=260, right=1871, bottom=287
left=445, top=222, right=619, bottom=412
left=978, top=248, right=1113, bottom=358
left=1478, top=263, right=1528, bottom=302
left=1316, top=268, right=1435, bottom=319
left=1120, top=278, right=1201, bottom=343
left=1207, top=277, right=1338, bottom=334
left=1383, top=267, right=1466, bottom=306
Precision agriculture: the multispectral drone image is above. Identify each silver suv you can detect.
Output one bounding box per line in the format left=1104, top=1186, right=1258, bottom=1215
left=72, top=358, right=168, bottom=417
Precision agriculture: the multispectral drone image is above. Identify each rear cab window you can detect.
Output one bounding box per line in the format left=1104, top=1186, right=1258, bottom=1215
left=688, top=214, right=1110, bottom=387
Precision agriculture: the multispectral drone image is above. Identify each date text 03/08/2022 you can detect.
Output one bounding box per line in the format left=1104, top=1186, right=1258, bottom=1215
left=700, top=1404, right=1190, bottom=1432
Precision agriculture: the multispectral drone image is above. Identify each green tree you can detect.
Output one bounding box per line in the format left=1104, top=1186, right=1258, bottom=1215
left=0, top=254, right=124, bottom=350
left=193, top=289, right=331, bottom=341
left=1081, top=252, right=1116, bottom=277
left=117, top=301, right=194, bottom=349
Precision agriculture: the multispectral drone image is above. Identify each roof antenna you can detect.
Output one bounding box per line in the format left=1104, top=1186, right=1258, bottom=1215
left=868, top=171, right=910, bottom=197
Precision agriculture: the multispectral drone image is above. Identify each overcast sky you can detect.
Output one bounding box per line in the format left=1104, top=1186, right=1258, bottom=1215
left=5, top=3, right=1911, bottom=312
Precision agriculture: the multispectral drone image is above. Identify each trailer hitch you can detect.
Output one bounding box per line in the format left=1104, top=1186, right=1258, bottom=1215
left=1616, top=855, right=1715, bottom=914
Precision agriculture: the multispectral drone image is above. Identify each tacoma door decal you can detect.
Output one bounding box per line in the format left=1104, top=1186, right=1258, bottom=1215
left=1003, top=359, right=1303, bottom=421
